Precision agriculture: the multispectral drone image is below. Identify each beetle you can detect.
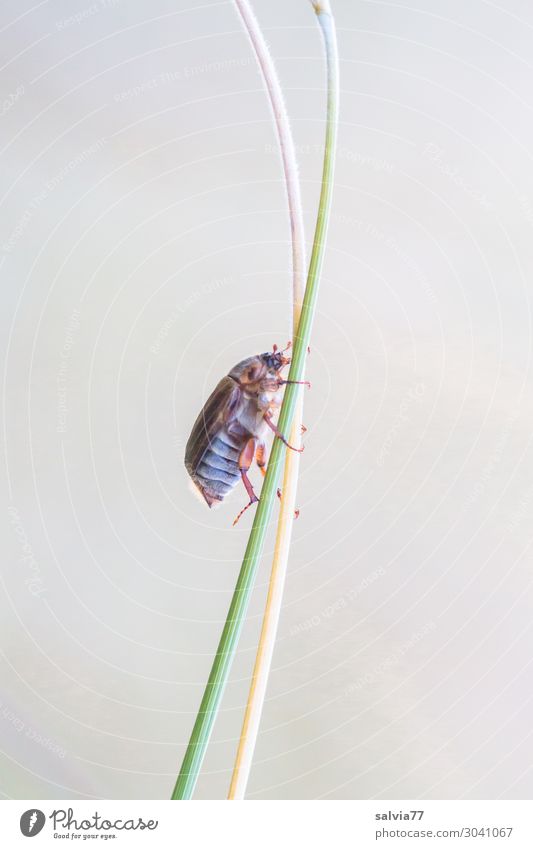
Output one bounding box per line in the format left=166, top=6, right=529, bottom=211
left=185, top=344, right=308, bottom=524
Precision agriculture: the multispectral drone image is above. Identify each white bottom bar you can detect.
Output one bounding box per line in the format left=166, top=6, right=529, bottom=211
left=1, top=800, right=532, bottom=848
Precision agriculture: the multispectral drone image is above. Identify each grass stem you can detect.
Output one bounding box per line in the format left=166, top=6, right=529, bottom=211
left=227, top=0, right=308, bottom=799
left=228, top=1, right=338, bottom=799
left=170, top=0, right=338, bottom=800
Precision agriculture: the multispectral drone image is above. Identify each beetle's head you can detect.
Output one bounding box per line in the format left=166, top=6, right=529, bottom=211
left=260, top=342, right=291, bottom=373
left=230, top=343, right=291, bottom=389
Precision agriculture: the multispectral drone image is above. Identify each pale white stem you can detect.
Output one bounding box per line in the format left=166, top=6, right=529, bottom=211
left=233, top=0, right=306, bottom=312
left=228, top=0, right=307, bottom=800
left=310, top=0, right=332, bottom=13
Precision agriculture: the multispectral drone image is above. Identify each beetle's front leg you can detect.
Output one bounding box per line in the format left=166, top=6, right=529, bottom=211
left=233, top=438, right=260, bottom=526
left=263, top=411, right=304, bottom=452
left=278, top=378, right=311, bottom=389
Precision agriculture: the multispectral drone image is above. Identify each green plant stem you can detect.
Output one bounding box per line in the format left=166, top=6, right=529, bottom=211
left=170, top=2, right=339, bottom=801
left=228, top=0, right=338, bottom=799
left=228, top=0, right=306, bottom=801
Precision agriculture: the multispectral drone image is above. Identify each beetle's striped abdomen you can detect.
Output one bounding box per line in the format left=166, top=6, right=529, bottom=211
left=192, top=428, right=244, bottom=506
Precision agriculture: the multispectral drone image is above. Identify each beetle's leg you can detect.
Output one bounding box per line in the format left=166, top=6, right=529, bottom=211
left=233, top=438, right=259, bottom=526
left=278, top=379, right=311, bottom=389
left=256, top=441, right=267, bottom=477
left=264, top=411, right=304, bottom=452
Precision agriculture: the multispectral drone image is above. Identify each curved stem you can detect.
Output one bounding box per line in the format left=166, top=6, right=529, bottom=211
left=170, top=1, right=338, bottom=801
left=233, top=0, right=306, bottom=314
left=227, top=0, right=306, bottom=799
left=228, top=2, right=338, bottom=799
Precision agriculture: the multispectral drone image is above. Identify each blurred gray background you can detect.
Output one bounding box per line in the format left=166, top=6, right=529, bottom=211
left=1, top=0, right=533, bottom=800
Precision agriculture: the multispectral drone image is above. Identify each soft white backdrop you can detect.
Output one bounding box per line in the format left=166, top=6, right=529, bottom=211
left=1, top=0, right=533, bottom=799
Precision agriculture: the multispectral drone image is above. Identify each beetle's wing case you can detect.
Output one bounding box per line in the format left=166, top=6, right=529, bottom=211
left=185, top=375, right=242, bottom=474
left=185, top=375, right=244, bottom=507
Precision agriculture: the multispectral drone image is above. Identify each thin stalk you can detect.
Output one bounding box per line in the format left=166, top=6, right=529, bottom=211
left=170, top=0, right=338, bottom=801
left=228, top=0, right=338, bottom=799
left=226, top=0, right=308, bottom=799
left=227, top=0, right=307, bottom=801
left=233, top=0, right=306, bottom=314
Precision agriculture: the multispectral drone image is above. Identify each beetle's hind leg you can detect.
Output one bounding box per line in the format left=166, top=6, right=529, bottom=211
left=233, top=438, right=260, bottom=526
left=256, top=441, right=267, bottom=477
